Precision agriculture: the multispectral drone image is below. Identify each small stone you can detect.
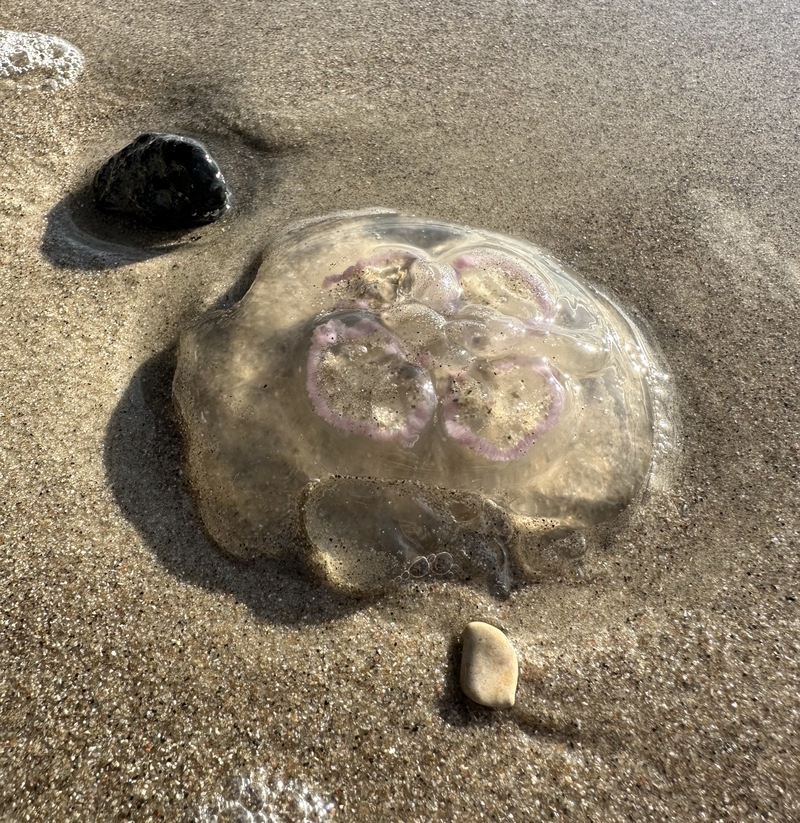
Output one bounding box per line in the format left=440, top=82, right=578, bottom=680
left=460, top=621, right=518, bottom=709
left=93, top=133, right=231, bottom=229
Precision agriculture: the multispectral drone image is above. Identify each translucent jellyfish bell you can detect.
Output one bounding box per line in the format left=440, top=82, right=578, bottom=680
left=173, top=211, right=674, bottom=595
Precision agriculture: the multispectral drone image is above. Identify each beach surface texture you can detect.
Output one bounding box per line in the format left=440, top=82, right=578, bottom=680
left=1, top=1, right=798, bottom=820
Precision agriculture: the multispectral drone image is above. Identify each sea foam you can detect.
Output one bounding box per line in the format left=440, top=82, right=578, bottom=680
left=0, top=29, right=83, bottom=90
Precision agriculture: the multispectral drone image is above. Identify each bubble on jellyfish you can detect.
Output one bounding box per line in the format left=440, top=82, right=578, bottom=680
left=173, top=210, right=675, bottom=596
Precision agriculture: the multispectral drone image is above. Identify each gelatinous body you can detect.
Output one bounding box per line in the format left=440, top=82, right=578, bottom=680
left=173, top=211, right=673, bottom=595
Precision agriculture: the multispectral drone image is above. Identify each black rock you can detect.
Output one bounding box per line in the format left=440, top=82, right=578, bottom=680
left=92, top=133, right=231, bottom=229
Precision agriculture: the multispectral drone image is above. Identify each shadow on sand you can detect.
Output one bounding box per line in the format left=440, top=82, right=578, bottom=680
left=103, top=333, right=363, bottom=626
left=41, top=182, right=192, bottom=271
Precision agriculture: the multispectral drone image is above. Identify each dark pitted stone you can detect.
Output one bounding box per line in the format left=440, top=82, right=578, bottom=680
left=92, top=133, right=231, bottom=229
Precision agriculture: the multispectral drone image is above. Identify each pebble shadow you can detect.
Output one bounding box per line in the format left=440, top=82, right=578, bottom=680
left=436, top=633, right=605, bottom=749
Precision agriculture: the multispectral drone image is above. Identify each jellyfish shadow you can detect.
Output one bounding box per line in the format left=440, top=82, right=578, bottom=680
left=102, top=251, right=362, bottom=625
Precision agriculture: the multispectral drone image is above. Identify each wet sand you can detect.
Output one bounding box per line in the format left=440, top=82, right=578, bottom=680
left=1, top=1, right=798, bottom=820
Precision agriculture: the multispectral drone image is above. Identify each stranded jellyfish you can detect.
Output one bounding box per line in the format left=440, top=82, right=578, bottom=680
left=173, top=211, right=673, bottom=596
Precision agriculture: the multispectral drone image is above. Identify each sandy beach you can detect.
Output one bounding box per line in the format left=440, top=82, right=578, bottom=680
left=1, top=1, right=798, bottom=820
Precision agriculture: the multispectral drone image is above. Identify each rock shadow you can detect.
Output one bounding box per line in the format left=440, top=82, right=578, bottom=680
left=41, top=182, right=189, bottom=270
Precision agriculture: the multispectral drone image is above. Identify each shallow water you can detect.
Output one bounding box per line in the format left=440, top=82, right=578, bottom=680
left=1, top=1, right=798, bottom=821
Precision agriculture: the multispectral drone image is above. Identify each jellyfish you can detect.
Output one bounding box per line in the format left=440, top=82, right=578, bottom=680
left=173, top=211, right=673, bottom=596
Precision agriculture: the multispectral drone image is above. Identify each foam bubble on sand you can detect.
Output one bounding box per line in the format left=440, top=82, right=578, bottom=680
left=0, top=29, right=84, bottom=90
left=192, top=769, right=336, bottom=822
